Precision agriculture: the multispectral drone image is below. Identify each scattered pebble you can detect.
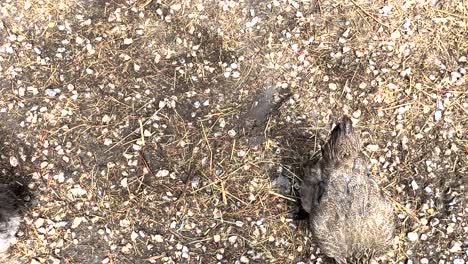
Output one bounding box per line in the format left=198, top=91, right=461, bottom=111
left=328, top=83, right=337, bottom=90
left=9, top=156, right=19, bottom=167
left=449, top=241, right=462, bottom=252
left=407, top=232, right=418, bottom=241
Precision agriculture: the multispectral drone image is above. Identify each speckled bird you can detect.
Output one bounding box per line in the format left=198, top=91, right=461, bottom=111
left=0, top=184, right=20, bottom=257
left=300, top=116, right=394, bottom=263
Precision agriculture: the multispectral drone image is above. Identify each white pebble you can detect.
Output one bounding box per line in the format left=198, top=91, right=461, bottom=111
left=156, top=169, right=169, bottom=177
left=123, top=38, right=133, bottom=45
left=131, top=231, right=138, bottom=241
left=153, top=234, right=164, bottom=243
left=407, top=232, right=418, bottom=241
left=104, top=138, right=113, bottom=146
left=366, top=144, right=379, bottom=151
left=170, top=3, right=182, bottom=11
left=410, top=180, right=419, bottom=190
left=34, top=218, right=45, bottom=228
left=9, top=156, right=19, bottom=167
left=121, top=178, right=128, bottom=188
left=228, top=236, right=237, bottom=244
left=449, top=241, right=462, bottom=252
left=228, top=129, right=237, bottom=137
left=71, top=217, right=83, bottom=229
left=240, top=256, right=249, bottom=263
left=352, top=109, right=361, bottom=118
left=102, top=115, right=111, bottom=123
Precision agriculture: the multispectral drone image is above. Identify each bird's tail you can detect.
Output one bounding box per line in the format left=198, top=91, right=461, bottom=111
left=321, top=116, right=360, bottom=162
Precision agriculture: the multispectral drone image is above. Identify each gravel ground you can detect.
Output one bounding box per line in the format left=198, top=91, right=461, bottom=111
left=0, top=0, right=466, bottom=263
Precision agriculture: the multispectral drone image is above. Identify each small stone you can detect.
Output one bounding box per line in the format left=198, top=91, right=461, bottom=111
left=213, top=234, right=221, bottom=242
left=9, top=156, right=19, bottom=167
left=420, top=258, right=429, bottom=264
left=237, top=150, right=246, bottom=157
left=46, top=88, right=60, bottom=97
left=170, top=3, right=182, bottom=11
left=228, top=236, right=237, bottom=244
left=400, top=67, right=411, bottom=77
left=453, top=259, right=465, bottom=264
left=391, top=30, right=401, bottom=39
left=446, top=224, right=454, bottom=234
left=102, top=115, right=111, bottom=123
left=123, top=38, right=133, bottom=45
left=449, top=241, right=462, bottom=252
left=411, top=180, right=419, bottom=190
left=420, top=218, right=427, bottom=225
left=154, top=234, right=164, bottom=243
left=156, top=169, right=169, bottom=177
left=366, top=144, right=379, bottom=151
left=328, top=83, right=337, bottom=90
left=131, top=231, right=138, bottom=241
left=228, top=129, right=237, bottom=137
left=104, top=138, right=113, bottom=146
left=424, top=186, right=432, bottom=193
left=24, top=1, right=32, bottom=10
left=240, top=256, right=249, bottom=263
left=57, top=173, right=65, bottom=183
left=430, top=218, right=439, bottom=226
left=380, top=5, right=393, bottom=15
left=76, top=36, right=84, bottom=45
left=121, top=243, right=132, bottom=254
left=132, top=144, right=141, bottom=151
left=402, top=19, right=411, bottom=30
left=71, top=217, right=83, bottom=228
left=35, top=218, right=45, bottom=228
left=434, top=110, right=442, bottom=121
left=121, top=178, right=128, bottom=188
left=352, top=109, right=361, bottom=118
left=235, top=221, right=244, bottom=227
left=407, top=232, right=418, bottom=241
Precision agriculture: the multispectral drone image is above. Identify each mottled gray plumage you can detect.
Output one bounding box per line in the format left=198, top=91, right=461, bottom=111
left=0, top=184, right=20, bottom=256
left=301, top=116, right=394, bottom=263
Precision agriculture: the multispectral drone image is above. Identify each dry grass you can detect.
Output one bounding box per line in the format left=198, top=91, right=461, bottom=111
left=0, top=0, right=466, bottom=263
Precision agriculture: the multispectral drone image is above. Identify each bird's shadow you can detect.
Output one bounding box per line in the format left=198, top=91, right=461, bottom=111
left=271, top=123, right=340, bottom=264
left=0, top=128, right=34, bottom=212
left=274, top=127, right=317, bottom=217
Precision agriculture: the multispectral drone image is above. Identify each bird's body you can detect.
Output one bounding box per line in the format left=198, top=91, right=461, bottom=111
left=300, top=116, right=394, bottom=263
left=0, top=185, right=20, bottom=256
